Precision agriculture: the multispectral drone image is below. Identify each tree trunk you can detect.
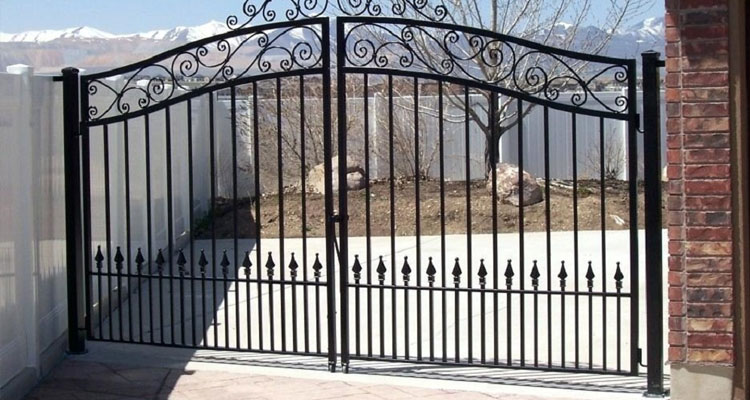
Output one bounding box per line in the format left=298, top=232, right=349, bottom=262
left=484, top=123, right=505, bottom=179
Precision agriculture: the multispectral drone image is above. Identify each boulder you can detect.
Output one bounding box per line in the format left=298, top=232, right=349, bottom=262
left=308, top=156, right=367, bottom=194
left=487, top=163, right=543, bottom=207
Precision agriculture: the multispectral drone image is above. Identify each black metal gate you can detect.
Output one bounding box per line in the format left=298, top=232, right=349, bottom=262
left=61, top=0, right=665, bottom=394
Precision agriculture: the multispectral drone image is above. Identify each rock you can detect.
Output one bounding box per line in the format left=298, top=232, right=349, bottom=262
left=610, top=214, right=626, bottom=226
left=308, top=156, right=367, bottom=194
left=346, top=171, right=366, bottom=191
left=487, top=163, right=543, bottom=207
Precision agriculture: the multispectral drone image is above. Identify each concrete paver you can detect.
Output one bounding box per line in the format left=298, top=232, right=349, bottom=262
left=25, top=358, right=619, bottom=400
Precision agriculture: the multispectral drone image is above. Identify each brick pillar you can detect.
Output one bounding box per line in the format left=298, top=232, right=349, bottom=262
left=666, top=0, right=746, bottom=398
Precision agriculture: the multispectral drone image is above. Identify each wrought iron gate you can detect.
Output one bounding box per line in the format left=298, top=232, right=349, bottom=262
left=61, top=0, right=665, bottom=391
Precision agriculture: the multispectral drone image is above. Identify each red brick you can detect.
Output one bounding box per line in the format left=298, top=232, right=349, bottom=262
left=685, top=257, right=733, bottom=272
left=685, top=241, right=732, bottom=256
left=670, top=241, right=685, bottom=255
left=687, top=303, right=733, bottom=318
left=670, top=316, right=686, bottom=331
left=684, top=195, right=731, bottom=210
left=669, top=211, right=685, bottom=226
left=681, top=88, right=729, bottom=102
left=670, top=331, right=686, bottom=346
left=682, top=103, right=729, bottom=117
left=666, top=58, right=682, bottom=73
left=670, top=301, right=686, bottom=317
left=669, top=226, right=684, bottom=240
left=666, top=135, right=682, bottom=150
left=667, top=149, right=684, bottom=163
left=683, top=117, right=730, bottom=133
left=686, top=272, right=733, bottom=287
left=669, top=181, right=685, bottom=195
left=684, top=149, right=730, bottom=163
left=666, top=73, right=682, bottom=88
left=666, top=43, right=681, bottom=58
left=687, top=349, right=733, bottom=363
left=684, top=180, right=730, bottom=195
left=665, top=27, right=681, bottom=43
left=669, top=346, right=687, bottom=362
left=683, top=133, right=730, bottom=148
left=667, top=118, right=682, bottom=134
left=681, top=10, right=728, bottom=26
left=683, top=72, right=729, bottom=87
left=680, top=0, right=728, bottom=10
left=669, top=270, right=685, bottom=286
left=669, top=255, right=685, bottom=271
left=666, top=88, right=681, bottom=102
left=685, top=211, right=731, bottom=226
left=682, top=53, right=729, bottom=72
left=687, top=318, right=733, bottom=332
left=686, top=287, right=733, bottom=302
left=684, top=165, right=730, bottom=179
left=685, top=227, right=732, bottom=241
left=682, top=39, right=728, bottom=56
left=682, top=25, right=729, bottom=40
left=687, top=333, right=734, bottom=349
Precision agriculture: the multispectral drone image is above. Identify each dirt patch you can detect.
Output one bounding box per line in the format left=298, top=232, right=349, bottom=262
left=195, top=179, right=666, bottom=239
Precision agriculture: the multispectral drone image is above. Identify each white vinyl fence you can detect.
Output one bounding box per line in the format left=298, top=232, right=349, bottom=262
left=0, top=66, right=67, bottom=398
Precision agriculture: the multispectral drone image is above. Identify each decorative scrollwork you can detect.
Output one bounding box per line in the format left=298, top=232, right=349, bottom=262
left=85, top=24, right=323, bottom=122
left=226, top=0, right=447, bottom=30
left=342, top=21, right=631, bottom=113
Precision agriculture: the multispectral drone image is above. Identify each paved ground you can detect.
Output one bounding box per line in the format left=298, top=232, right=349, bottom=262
left=24, top=342, right=658, bottom=400
left=25, top=359, right=566, bottom=400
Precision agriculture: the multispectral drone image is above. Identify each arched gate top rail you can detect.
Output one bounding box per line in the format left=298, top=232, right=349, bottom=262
left=81, top=0, right=638, bottom=125
left=83, top=18, right=328, bottom=126
left=337, top=16, right=637, bottom=120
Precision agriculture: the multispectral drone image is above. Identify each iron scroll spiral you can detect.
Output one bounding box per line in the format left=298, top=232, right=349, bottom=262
left=84, top=0, right=633, bottom=122
left=85, top=24, right=323, bottom=122
left=225, top=0, right=448, bottom=30
left=342, top=21, right=631, bottom=114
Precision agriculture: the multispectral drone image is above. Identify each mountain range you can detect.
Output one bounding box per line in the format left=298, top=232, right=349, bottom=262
left=0, top=18, right=664, bottom=74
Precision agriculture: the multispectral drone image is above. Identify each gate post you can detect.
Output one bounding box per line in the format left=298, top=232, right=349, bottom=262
left=641, top=51, right=666, bottom=397
left=61, top=67, right=86, bottom=354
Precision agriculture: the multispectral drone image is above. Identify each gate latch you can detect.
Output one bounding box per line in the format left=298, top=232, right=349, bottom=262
left=330, top=214, right=348, bottom=223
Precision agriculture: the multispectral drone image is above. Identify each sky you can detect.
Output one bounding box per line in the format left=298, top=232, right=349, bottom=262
left=0, top=0, right=665, bottom=33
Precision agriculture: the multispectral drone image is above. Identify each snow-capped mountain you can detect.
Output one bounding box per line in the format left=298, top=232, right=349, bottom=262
left=0, top=26, right=117, bottom=43
left=0, top=18, right=664, bottom=74
left=129, top=21, right=230, bottom=42
left=0, top=20, right=230, bottom=43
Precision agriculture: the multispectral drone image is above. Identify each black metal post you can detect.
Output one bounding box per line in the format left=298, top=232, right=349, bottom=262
left=642, top=51, right=666, bottom=398
left=62, top=67, right=86, bottom=354
left=335, top=19, right=351, bottom=373
left=321, top=19, right=338, bottom=373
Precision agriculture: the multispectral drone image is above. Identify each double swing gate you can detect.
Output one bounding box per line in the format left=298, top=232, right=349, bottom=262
left=62, top=0, right=665, bottom=392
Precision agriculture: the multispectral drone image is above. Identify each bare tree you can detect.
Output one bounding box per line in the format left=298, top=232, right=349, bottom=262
left=368, top=80, right=454, bottom=179
left=583, top=127, right=626, bottom=181
left=237, top=77, right=363, bottom=194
